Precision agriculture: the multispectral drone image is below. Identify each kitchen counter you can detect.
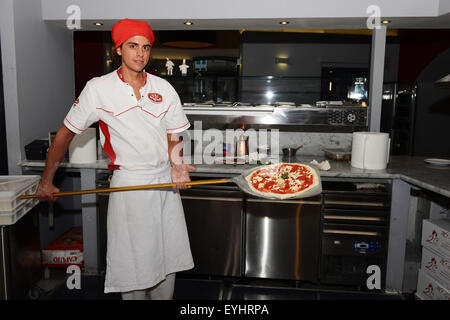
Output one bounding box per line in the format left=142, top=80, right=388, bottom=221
left=19, top=155, right=450, bottom=292
left=20, top=155, right=450, bottom=198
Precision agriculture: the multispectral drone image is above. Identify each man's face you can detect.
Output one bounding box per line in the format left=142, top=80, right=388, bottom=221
left=116, top=35, right=151, bottom=72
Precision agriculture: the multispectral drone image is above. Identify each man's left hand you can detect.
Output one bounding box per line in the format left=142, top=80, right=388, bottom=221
left=171, top=163, right=197, bottom=189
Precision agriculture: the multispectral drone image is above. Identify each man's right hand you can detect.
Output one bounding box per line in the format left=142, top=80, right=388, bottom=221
left=36, top=125, right=75, bottom=202
left=36, top=181, right=60, bottom=202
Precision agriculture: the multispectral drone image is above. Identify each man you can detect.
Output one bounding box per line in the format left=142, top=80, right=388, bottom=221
left=36, top=19, right=196, bottom=300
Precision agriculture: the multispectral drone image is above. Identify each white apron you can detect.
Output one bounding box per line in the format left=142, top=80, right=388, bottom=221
left=104, top=163, right=194, bottom=293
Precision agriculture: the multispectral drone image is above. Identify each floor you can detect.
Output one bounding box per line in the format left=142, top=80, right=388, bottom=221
left=29, top=269, right=411, bottom=300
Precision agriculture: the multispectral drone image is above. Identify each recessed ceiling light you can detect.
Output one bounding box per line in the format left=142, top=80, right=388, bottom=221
left=381, top=20, right=391, bottom=24
left=94, top=22, right=103, bottom=26
left=184, top=21, right=193, bottom=26
left=279, top=21, right=289, bottom=25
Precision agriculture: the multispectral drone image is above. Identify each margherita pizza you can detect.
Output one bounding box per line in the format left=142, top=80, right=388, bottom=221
left=245, top=163, right=320, bottom=199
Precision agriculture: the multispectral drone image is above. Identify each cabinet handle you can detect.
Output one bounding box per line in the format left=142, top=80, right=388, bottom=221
left=181, top=196, right=242, bottom=202
left=323, top=229, right=381, bottom=236
left=324, top=215, right=385, bottom=222
left=324, top=200, right=385, bottom=207
left=246, top=198, right=320, bottom=205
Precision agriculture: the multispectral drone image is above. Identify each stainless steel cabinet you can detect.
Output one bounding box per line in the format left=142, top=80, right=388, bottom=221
left=180, top=186, right=244, bottom=277
left=245, top=197, right=321, bottom=281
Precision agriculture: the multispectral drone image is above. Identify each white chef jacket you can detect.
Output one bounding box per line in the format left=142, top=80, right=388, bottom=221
left=64, top=69, right=194, bottom=294
left=64, top=68, right=191, bottom=170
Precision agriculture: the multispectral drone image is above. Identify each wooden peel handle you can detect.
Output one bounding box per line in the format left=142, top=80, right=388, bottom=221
left=20, top=178, right=230, bottom=199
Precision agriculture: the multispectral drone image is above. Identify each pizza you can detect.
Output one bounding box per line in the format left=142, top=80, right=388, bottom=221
left=245, top=163, right=320, bottom=199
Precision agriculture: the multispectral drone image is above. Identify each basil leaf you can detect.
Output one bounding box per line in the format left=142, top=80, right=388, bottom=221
left=281, top=173, right=288, bottom=179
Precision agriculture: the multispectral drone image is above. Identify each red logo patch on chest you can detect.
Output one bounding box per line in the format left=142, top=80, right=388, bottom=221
left=148, top=93, right=163, bottom=103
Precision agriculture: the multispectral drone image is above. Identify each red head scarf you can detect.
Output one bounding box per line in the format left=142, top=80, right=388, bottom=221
left=111, top=19, right=155, bottom=48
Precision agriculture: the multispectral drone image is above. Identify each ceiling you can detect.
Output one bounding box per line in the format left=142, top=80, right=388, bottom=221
left=41, top=0, right=450, bottom=31
left=49, top=14, right=450, bottom=31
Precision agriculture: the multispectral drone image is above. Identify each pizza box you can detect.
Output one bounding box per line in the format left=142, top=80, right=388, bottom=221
left=416, top=268, right=450, bottom=300
left=421, top=247, right=450, bottom=289
left=421, top=218, right=450, bottom=258
left=0, top=175, right=40, bottom=212
left=42, top=227, right=84, bottom=268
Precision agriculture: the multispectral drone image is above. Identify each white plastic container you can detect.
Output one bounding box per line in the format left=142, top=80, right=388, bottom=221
left=0, top=197, right=39, bottom=225
left=0, top=175, right=40, bottom=212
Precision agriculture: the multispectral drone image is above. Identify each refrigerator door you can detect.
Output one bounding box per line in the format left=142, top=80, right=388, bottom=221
left=245, top=197, right=321, bottom=281
left=181, top=187, right=244, bottom=277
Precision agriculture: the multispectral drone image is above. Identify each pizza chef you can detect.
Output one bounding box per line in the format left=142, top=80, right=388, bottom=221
left=36, top=19, right=196, bottom=300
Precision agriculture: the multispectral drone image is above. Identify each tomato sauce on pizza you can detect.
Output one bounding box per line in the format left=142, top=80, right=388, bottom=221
left=248, top=163, right=314, bottom=194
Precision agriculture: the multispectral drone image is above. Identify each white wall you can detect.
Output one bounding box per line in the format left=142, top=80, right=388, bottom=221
left=0, top=0, right=21, bottom=174
left=439, top=0, right=450, bottom=14
left=1, top=0, right=75, bottom=174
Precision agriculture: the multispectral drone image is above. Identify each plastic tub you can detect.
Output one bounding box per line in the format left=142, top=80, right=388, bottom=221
left=0, top=197, right=39, bottom=225
left=0, top=175, right=40, bottom=212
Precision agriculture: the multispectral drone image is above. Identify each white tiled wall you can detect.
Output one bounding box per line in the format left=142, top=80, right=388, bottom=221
left=185, top=129, right=352, bottom=156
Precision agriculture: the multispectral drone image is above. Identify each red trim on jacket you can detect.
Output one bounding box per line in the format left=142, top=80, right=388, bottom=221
left=117, top=68, right=147, bottom=85
left=167, top=121, right=190, bottom=132
left=97, top=106, right=168, bottom=118
left=115, top=106, right=140, bottom=116
left=98, top=120, right=120, bottom=170
left=140, top=108, right=168, bottom=118
left=64, top=117, right=86, bottom=133
left=95, top=107, right=114, bottom=114
left=117, top=68, right=126, bottom=82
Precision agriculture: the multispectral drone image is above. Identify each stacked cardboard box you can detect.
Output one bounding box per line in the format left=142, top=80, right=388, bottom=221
left=416, top=218, right=450, bottom=300
left=42, top=227, right=84, bottom=269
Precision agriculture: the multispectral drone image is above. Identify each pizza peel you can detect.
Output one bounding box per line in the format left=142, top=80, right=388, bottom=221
left=20, top=164, right=322, bottom=200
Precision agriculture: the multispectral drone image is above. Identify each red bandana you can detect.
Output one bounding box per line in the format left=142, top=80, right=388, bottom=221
left=111, top=18, right=155, bottom=48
